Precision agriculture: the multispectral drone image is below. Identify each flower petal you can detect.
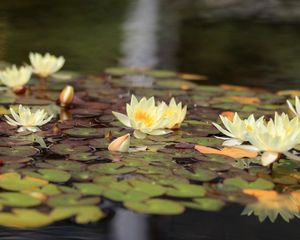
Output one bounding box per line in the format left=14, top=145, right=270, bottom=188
left=261, top=152, right=279, bottom=166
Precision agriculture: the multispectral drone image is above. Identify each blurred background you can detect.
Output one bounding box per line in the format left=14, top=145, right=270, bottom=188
left=0, top=0, right=300, bottom=89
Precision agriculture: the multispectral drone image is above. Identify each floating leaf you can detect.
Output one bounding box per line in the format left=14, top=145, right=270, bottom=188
left=224, top=177, right=274, bottom=190
left=0, top=192, right=41, bottom=207
left=48, top=193, right=100, bottom=207
left=0, top=172, right=48, bottom=191
left=124, top=199, right=185, bottom=215
left=166, top=183, right=206, bottom=197
left=195, top=145, right=258, bottom=159
left=37, top=169, right=71, bottom=183
left=0, top=146, right=39, bottom=157
left=63, top=128, right=104, bottom=138
left=183, top=198, right=225, bottom=211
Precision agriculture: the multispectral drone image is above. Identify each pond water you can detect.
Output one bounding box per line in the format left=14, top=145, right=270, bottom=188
left=1, top=0, right=300, bottom=89
left=0, top=1, right=300, bottom=240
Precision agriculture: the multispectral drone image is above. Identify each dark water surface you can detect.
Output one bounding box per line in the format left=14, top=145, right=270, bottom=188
left=1, top=207, right=300, bottom=240
left=0, top=0, right=300, bottom=89
left=0, top=1, right=300, bottom=240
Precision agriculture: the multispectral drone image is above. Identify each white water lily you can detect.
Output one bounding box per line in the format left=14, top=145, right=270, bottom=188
left=112, top=95, right=171, bottom=139
left=239, top=113, right=300, bottom=166
left=5, top=105, right=53, bottom=132
left=29, top=52, right=65, bottom=78
left=212, top=113, right=262, bottom=147
left=0, top=65, right=32, bottom=90
left=160, top=98, right=187, bottom=129
left=287, top=96, right=300, bottom=118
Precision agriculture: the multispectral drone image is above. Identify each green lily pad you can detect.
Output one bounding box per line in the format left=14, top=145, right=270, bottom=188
left=50, top=206, right=105, bottom=224
left=50, top=144, right=90, bottom=155
left=48, top=193, right=100, bottom=207
left=166, top=183, right=206, bottom=197
left=224, top=177, right=274, bottom=190
left=183, top=198, right=225, bottom=211
left=0, top=193, right=41, bottom=207
left=0, top=209, right=54, bottom=228
left=37, top=169, right=71, bottom=183
left=69, top=152, right=99, bottom=161
left=146, top=69, right=177, bottom=78
left=74, top=183, right=105, bottom=195
left=88, top=163, right=136, bottom=174
left=124, top=199, right=185, bottom=215
left=0, top=172, right=48, bottom=191
left=0, top=146, right=39, bottom=157
left=63, top=128, right=105, bottom=138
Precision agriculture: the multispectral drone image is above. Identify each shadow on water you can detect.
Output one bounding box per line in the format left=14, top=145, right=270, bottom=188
left=0, top=207, right=300, bottom=240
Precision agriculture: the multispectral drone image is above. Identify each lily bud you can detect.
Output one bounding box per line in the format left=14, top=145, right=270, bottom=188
left=59, top=85, right=74, bottom=107
left=108, top=133, right=130, bottom=152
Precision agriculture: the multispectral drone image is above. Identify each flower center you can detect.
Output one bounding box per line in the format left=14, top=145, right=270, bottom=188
left=134, top=111, right=154, bottom=127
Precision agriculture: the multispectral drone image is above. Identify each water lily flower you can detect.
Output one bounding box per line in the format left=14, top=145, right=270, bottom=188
left=287, top=96, right=300, bottom=118
left=108, top=133, right=131, bottom=152
left=240, top=113, right=300, bottom=166
left=160, top=98, right=187, bottom=129
left=0, top=65, right=32, bottom=91
left=29, top=52, right=65, bottom=78
left=4, top=105, right=53, bottom=132
left=212, top=113, right=261, bottom=147
left=112, top=95, right=171, bottom=139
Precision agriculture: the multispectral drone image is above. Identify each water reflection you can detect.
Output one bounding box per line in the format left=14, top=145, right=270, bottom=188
left=111, top=209, right=149, bottom=240
left=0, top=1, right=300, bottom=89
left=121, top=0, right=159, bottom=69
left=242, top=189, right=300, bottom=223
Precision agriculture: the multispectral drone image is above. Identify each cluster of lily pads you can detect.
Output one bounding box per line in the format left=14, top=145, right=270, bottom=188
left=0, top=63, right=299, bottom=228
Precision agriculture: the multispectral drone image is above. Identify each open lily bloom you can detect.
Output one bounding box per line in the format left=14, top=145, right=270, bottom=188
left=212, top=113, right=261, bottom=147
left=112, top=95, right=171, bottom=139
left=0, top=65, right=32, bottom=91
left=160, top=98, right=187, bottom=129
left=5, top=105, right=53, bottom=132
left=29, top=52, right=65, bottom=78
left=287, top=96, right=300, bottom=118
left=241, top=113, right=300, bottom=166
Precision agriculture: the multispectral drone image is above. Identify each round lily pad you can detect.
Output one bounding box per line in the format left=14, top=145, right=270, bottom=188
left=0, top=146, right=39, bottom=157
left=124, top=199, right=185, bottom=215
left=37, top=169, right=71, bottom=183
left=0, top=192, right=41, bottom=207
left=166, top=183, right=206, bottom=198
left=63, top=128, right=105, bottom=138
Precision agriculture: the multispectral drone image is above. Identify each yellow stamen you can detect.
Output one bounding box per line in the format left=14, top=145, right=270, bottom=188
left=134, top=111, right=154, bottom=127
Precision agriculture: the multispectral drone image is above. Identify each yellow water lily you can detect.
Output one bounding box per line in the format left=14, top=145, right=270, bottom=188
left=240, top=113, right=300, bottom=166
left=112, top=95, right=171, bottom=139
left=287, top=96, right=300, bottom=118
left=29, top=52, right=65, bottom=78
left=160, top=98, right=187, bottom=129
left=212, top=113, right=261, bottom=147
left=0, top=65, right=32, bottom=91
left=5, top=105, right=53, bottom=132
